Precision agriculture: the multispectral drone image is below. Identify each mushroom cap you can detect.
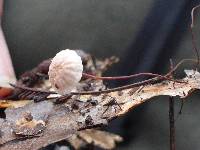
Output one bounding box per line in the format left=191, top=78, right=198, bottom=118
left=48, top=49, right=83, bottom=95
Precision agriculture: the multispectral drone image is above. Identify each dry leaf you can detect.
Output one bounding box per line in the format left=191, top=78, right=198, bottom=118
left=68, top=129, right=122, bottom=149
left=0, top=100, right=31, bottom=108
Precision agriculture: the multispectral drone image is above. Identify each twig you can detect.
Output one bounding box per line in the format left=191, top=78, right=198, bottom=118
left=71, top=59, right=192, bottom=95
left=9, top=84, right=56, bottom=102
left=169, top=96, right=175, bottom=150
left=83, top=72, right=175, bottom=80
left=191, top=5, right=200, bottom=28
left=71, top=77, right=185, bottom=95
left=190, top=5, right=200, bottom=67
left=178, top=99, right=184, bottom=115
left=169, top=59, right=175, bottom=150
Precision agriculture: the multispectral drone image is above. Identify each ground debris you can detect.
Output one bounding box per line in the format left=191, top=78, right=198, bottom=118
left=0, top=70, right=200, bottom=149
left=68, top=129, right=123, bottom=150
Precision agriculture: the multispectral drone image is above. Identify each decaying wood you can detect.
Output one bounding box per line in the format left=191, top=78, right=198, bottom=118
left=0, top=69, right=200, bottom=150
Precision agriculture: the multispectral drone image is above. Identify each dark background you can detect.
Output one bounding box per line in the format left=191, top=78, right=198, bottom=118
left=2, top=0, right=200, bottom=149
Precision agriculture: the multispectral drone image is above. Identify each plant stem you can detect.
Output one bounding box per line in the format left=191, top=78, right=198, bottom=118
left=169, top=96, right=175, bottom=150
left=169, top=59, right=175, bottom=150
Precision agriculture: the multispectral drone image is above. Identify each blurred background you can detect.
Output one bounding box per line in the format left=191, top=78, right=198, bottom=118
left=2, top=0, right=200, bottom=149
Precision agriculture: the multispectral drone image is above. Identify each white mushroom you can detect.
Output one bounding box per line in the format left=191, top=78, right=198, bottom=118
left=48, top=49, right=83, bottom=95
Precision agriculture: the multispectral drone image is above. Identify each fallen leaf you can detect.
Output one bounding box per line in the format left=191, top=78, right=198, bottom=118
left=68, top=129, right=122, bottom=149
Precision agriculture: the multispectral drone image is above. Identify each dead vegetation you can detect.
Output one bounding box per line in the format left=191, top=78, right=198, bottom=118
left=0, top=50, right=199, bottom=150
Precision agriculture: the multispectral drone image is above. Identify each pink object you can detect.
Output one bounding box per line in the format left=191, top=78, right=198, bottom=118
left=0, top=0, right=16, bottom=87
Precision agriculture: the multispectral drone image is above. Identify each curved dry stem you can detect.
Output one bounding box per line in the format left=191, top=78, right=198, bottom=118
left=71, top=59, right=197, bottom=95
left=83, top=72, right=173, bottom=80
left=190, top=5, right=200, bottom=66
left=191, top=5, right=200, bottom=28
left=166, top=58, right=198, bottom=76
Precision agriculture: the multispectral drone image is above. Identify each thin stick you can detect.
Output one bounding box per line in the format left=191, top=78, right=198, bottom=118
left=83, top=72, right=172, bottom=80
left=166, top=58, right=197, bottom=76
left=71, top=78, right=185, bottom=95
left=10, top=84, right=56, bottom=94
left=169, top=96, right=175, bottom=150
left=190, top=5, right=200, bottom=66
left=169, top=59, right=175, bottom=150
left=178, top=99, right=184, bottom=115
left=71, top=59, right=194, bottom=95
left=191, top=5, right=200, bottom=28
left=83, top=58, right=198, bottom=82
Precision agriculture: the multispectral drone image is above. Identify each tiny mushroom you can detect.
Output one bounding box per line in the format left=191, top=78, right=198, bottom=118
left=48, top=49, right=83, bottom=95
